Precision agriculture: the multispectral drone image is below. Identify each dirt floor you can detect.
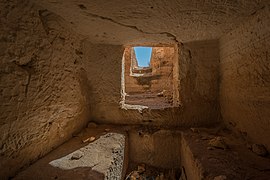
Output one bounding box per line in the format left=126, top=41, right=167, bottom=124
left=126, top=163, right=181, bottom=180
left=13, top=125, right=128, bottom=180
left=181, top=127, right=270, bottom=180
left=13, top=124, right=270, bottom=180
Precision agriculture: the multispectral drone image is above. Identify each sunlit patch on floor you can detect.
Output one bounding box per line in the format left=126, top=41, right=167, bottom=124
left=49, top=133, right=125, bottom=179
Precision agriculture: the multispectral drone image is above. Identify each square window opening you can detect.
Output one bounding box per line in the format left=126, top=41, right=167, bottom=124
left=120, top=45, right=180, bottom=111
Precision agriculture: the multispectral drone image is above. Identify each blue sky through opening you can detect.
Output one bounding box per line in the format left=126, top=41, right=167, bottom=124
left=134, top=46, right=152, bottom=67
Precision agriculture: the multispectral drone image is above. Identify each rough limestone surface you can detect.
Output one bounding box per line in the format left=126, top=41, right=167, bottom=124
left=81, top=40, right=220, bottom=126
left=220, top=7, right=270, bottom=151
left=128, top=129, right=181, bottom=169
left=0, top=0, right=269, bottom=178
left=49, top=133, right=125, bottom=180
left=36, top=0, right=268, bottom=44
left=0, top=0, right=91, bottom=178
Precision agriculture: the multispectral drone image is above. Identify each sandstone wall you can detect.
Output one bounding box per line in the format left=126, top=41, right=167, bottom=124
left=82, top=40, right=220, bottom=127
left=81, top=42, right=125, bottom=123
left=177, top=40, right=220, bottom=124
left=0, top=1, right=91, bottom=178
left=0, top=1, right=222, bottom=178
left=220, top=7, right=270, bottom=150
left=125, top=47, right=175, bottom=95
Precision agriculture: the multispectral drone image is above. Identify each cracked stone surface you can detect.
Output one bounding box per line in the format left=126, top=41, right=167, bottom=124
left=36, top=0, right=269, bottom=44
left=49, top=133, right=125, bottom=180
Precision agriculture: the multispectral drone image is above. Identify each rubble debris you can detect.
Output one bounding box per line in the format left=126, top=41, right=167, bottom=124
left=179, top=167, right=187, bottom=180
left=125, top=164, right=180, bottom=180
left=70, top=152, right=83, bottom=160
left=208, top=137, right=228, bottom=150
left=82, top=136, right=96, bottom=143
left=137, top=164, right=146, bottom=173
left=125, top=171, right=139, bottom=180
left=50, top=133, right=125, bottom=179
left=157, top=90, right=165, bottom=97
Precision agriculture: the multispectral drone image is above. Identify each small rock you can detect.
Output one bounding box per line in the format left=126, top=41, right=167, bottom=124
left=82, top=138, right=89, bottom=143
left=129, top=171, right=140, bottom=180
left=157, top=90, right=166, bottom=97
left=90, top=136, right=96, bottom=141
left=208, top=137, right=228, bottom=150
left=82, top=136, right=96, bottom=143
left=207, top=146, right=214, bottom=150
left=137, top=164, right=145, bottom=173
left=251, top=144, right=268, bottom=157
left=179, top=167, right=187, bottom=180
left=105, top=128, right=110, bottom=132
left=70, top=152, right=83, bottom=160
left=214, top=175, right=227, bottom=180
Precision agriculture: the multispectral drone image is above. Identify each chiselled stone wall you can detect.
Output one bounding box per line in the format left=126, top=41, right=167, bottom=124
left=0, top=1, right=91, bottom=178
left=82, top=41, right=220, bottom=127
left=220, top=7, right=270, bottom=151
left=0, top=0, right=224, bottom=178
left=35, top=0, right=267, bottom=45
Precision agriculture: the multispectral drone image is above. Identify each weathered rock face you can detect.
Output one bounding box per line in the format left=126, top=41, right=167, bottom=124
left=48, top=133, right=126, bottom=180
left=0, top=0, right=91, bottom=178
left=81, top=40, right=220, bottom=126
left=220, top=7, right=270, bottom=151
left=128, top=129, right=181, bottom=169
left=34, top=0, right=268, bottom=44
left=2, top=0, right=268, bottom=179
